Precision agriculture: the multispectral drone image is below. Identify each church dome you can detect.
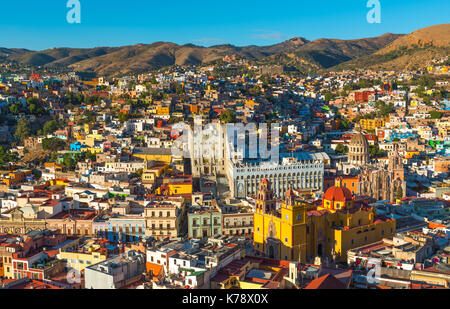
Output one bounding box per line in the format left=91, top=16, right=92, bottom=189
left=350, top=132, right=369, bottom=147
left=322, top=178, right=354, bottom=212
left=323, top=186, right=353, bottom=202
left=348, top=132, right=369, bottom=166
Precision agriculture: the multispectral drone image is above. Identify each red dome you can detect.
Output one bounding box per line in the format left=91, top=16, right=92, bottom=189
left=323, top=186, right=353, bottom=202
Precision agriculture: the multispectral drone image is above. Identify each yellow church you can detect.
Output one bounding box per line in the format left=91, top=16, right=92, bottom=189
left=253, top=178, right=396, bottom=263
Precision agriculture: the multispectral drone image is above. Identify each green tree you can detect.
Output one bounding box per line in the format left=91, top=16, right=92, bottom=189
left=396, top=187, right=403, bottom=200
left=429, top=111, right=443, bottom=119
left=118, top=112, right=130, bottom=123
left=14, top=118, right=31, bottom=143
left=0, top=146, right=16, bottom=165
left=335, top=144, right=349, bottom=154
left=43, top=120, right=59, bottom=136
left=42, top=138, right=66, bottom=151
left=26, top=97, right=45, bottom=115
left=9, top=104, right=20, bottom=115
left=324, top=93, right=335, bottom=102
left=219, top=110, right=236, bottom=124
left=423, top=96, right=432, bottom=106
left=63, top=153, right=76, bottom=171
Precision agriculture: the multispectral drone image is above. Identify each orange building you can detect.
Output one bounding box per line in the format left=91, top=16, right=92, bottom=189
left=2, top=170, right=32, bottom=187
left=324, top=176, right=358, bottom=195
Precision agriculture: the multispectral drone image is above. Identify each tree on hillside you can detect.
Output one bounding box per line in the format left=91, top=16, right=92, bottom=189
left=14, top=118, right=31, bottom=143
left=118, top=112, right=130, bottom=123
left=220, top=110, right=236, bottom=124
left=429, top=111, right=443, bottom=119
left=42, top=138, right=66, bottom=151
left=43, top=120, right=59, bottom=136
left=9, top=103, right=20, bottom=115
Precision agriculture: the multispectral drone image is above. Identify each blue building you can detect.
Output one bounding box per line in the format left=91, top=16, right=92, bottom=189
left=70, top=141, right=82, bottom=152
left=107, top=215, right=146, bottom=243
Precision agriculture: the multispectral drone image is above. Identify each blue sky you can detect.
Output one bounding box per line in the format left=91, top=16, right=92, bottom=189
left=0, top=0, right=448, bottom=50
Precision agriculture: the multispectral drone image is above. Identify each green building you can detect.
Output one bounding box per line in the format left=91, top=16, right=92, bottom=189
left=188, top=209, right=221, bottom=239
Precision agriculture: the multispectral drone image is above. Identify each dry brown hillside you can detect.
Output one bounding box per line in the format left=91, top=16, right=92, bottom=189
left=378, top=23, right=450, bottom=54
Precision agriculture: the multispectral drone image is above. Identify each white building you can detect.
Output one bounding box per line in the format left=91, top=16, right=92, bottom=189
left=227, top=153, right=326, bottom=198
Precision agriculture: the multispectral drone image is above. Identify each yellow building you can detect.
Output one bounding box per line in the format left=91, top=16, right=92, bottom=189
left=155, top=177, right=193, bottom=196
left=81, top=147, right=104, bottom=155
left=49, top=179, right=71, bottom=186
left=142, top=163, right=168, bottom=184
left=58, top=249, right=107, bottom=273
left=156, top=106, right=170, bottom=116
left=405, top=151, right=420, bottom=159
left=360, top=118, right=385, bottom=131
left=2, top=170, right=32, bottom=187
left=133, top=148, right=173, bottom=165
left=253, top=179, right=308, bottom=263
left=253, top=179, right=396, bottom=263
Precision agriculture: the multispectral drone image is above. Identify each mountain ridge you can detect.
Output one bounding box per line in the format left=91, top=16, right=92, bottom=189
left=1, top=24, right=448, bottom=76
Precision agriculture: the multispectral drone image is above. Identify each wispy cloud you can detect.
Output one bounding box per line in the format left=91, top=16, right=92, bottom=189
left=193, top=38, right=227, bottom=45
left=251, top=30, right=288, bottom=41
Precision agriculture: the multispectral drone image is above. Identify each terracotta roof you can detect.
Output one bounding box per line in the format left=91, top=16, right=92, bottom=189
left=305, top=274, right=346, bottom=289
left=323, top=186, right=353, bottom=202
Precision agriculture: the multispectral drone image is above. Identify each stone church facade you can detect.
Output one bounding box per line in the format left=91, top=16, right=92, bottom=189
left=358, top=147, right=406, bottom=203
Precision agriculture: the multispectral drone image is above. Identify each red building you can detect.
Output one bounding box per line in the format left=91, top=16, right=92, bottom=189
left=353, top=90, right=377, bottom=103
